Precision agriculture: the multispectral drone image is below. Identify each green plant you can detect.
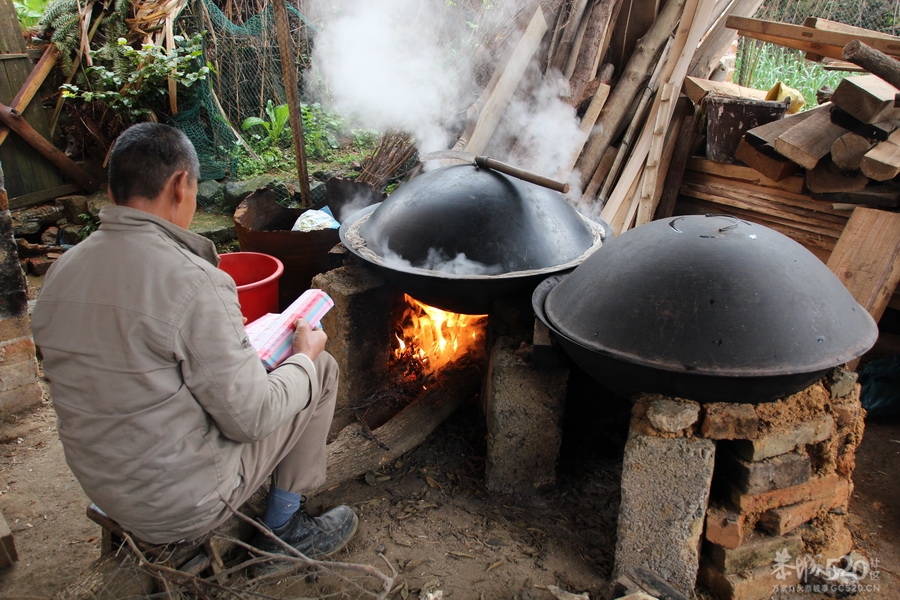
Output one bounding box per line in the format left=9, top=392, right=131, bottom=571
left=241, top=100, right=292, bottom=147
left=301, top=102, right=342, bottom=160
left=735, top=43, right=850, bottom=110
left=77, top=212, right=99, bottom=240
left=59, top=33, right=211, bottom=123
left=14, top=0, right=45, bottom=28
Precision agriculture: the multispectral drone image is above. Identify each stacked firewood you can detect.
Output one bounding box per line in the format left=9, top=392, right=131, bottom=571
left=448, top=0, right=766, bottom=235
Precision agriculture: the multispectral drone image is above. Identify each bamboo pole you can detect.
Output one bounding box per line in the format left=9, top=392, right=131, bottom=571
left=272, top=0, right=311, bottom=206
left=574, top=0, right=687, bottom=190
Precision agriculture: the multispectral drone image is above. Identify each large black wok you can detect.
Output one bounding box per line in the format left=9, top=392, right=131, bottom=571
left=533, top=214, right=878, bottom=403
left=340, top=164, right=606, bottom=314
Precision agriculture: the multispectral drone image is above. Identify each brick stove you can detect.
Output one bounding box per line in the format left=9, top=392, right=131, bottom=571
left=308, top=246, right=869, bottom=600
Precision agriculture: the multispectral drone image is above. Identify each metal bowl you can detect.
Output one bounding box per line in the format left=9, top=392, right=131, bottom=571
left=533, top=214, right=879, bottom=403
left=340, top=164, right=606, bottom=313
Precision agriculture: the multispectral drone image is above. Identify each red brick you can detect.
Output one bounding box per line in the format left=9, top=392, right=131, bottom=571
left=700, top=563, right=786, bottom=600
left=729, top=415, right=834, bottom=461
left=734, top=473, right=843, bottom=516
left=26, top=256, right=53, bottom=276
left=701, top=403, right=760, bottom=439
left=0, top=358, right=39, bottom=393
left=0, top=337, right=36, bottom=365
left=706, top=505, right=746, bottom=549
left=706, top=532, right=803, bottom=574
left=757, top=478, right=851, bottom=535
left=721, top=450, right=811, bottom=494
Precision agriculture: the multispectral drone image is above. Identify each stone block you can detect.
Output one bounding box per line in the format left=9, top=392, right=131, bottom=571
left=719, top=450, right=811, bottom=495
left=56, top=194, right=89, bottom=222
left=728, top=414, right=834, bottom=462
left=484, top=337, right=568, bottom=493
left=614, top=429, right=716, bottom=597
left=700, top=402, right=759, bottom=440
left=706, top=532, right=803, bottom=574
left=0, top=357, right=39, bottom=392
left=824, top=368, right=858, bottom=399
left=757, top=478, right=851, bottom=536
left=312, top=264, right=398, bottom=438
left=734, top=473, right=843, bottom=516
left=705, top=505, right=746, bottom=549
left=0, top=507, right=17, bottom=568
left=645, top=396, right=701, bottom=434
left=0, top=382, right=43, bottom=419
left=26, top=256, right=53, bottom=276
left=800, top=520, right=853, bottom=560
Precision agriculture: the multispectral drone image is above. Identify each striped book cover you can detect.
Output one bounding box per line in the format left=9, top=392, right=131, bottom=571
left=245, top=289, right=334, bottom=370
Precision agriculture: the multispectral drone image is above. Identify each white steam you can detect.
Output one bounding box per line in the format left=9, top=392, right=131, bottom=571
left=384, top=247, right=504, bottom=276
left=305, top=0, right=584, bottom=188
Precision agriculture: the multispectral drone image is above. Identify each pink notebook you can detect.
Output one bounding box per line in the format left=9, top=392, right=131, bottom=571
left=245, top=289, right=334, bottom=370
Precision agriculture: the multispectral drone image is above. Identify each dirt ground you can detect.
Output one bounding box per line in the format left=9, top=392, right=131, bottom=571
left=0, top=364, right=898, bottom=600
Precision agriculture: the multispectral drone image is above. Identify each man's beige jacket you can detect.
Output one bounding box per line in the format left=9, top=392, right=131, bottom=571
left=32, top=205, right=319, bottom=543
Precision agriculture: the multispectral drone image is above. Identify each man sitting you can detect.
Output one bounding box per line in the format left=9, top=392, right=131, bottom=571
left=32, top=122, right=357, bottom=560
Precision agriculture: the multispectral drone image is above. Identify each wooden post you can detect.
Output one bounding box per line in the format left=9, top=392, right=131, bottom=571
left=272, top=0, right=311, bottom=206
left=842, top=40, right=900, bottom=90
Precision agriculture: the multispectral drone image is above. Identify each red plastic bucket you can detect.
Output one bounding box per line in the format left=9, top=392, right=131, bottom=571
left=219, top=252, right=284, bottom=324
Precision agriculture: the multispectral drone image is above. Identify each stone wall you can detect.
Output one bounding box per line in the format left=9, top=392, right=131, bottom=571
left=0, top=163, right=42, bottom=418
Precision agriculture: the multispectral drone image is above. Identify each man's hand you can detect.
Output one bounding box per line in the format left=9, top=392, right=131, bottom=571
left=291, top=318, right=327, bottom=360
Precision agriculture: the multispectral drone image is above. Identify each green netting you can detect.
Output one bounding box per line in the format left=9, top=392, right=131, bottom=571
left=168, top=0, right=316, bottom=201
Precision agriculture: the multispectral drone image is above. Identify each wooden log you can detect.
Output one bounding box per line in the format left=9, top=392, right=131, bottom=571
left=860, top=129, right=900, bottom=180
left=734, top=137, right=799, bottom=181
left=0, top=44, right=58, bottom=146
left=576, top=0, right=686, bottom=189
left=831, top=132, right=877, bottom=171
left=773, top=104, right=847, bottom=169
left=558, top=82, right=610, bottom=181
left=654, top=112, right=700, bottom=219
left=806, top=157, right=869, bottom=194
left=549, top=0, right=591, bottom=74
left=313, top=363, right=482, bottom=494
left=464, top=7, right=548, bottom=156
left=0, top=102, right=98, bottom=192
left=607, top=0, right=660, bottom=72
left=567, top=0, right=622, bottom=106
left=827, top=206, right=900, bottom=335
left=830, top=74, right=900, bottom=125
left=842, top=40, right=900, bottom=91
left=637, top=92, right=692, bottom=225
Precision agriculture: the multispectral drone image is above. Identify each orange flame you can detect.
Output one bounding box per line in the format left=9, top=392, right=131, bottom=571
left=393, top=294, right=487, bottom=376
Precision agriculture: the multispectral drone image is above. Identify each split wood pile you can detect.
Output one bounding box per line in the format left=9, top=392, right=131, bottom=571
left=673, top=17, right=900, bottom=315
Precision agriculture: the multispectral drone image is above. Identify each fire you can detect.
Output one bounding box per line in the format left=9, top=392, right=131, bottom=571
left=393, top=294, right=487, bottom=376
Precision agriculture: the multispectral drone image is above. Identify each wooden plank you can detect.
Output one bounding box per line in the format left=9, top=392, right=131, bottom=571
left=464, top=8, right=548, bottom=156
left=726, top=16, right=900, bottom=60
left=830, top=74, right=900, bottom=125
left=687, top=156, right=806, bottom=193
left=811, top=184, right=900, bottom=208
left=827, top=207, right=900, bottom=325
left=9, top=183, right=81, bottom=210
left=744, top=108, right=818, bottom=147
left=0, top=44, right=58, bottom=146
left=860, top=129, right=900, bottom=181
left=682, top=76, right=767, bottom=104
left=773, top=104, right=848, bottom=169
left=802, top=17, right=900, bottom=62
left=734, top=137, right=799, bottom=181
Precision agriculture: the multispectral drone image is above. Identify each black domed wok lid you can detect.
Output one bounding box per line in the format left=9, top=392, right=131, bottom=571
left=340, top=164, right=606, bottom=314
left=533, top=214, right=879, bottom=403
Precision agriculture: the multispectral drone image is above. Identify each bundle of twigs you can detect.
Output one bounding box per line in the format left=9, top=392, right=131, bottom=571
left=357, top=130, right=417, bottom=191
